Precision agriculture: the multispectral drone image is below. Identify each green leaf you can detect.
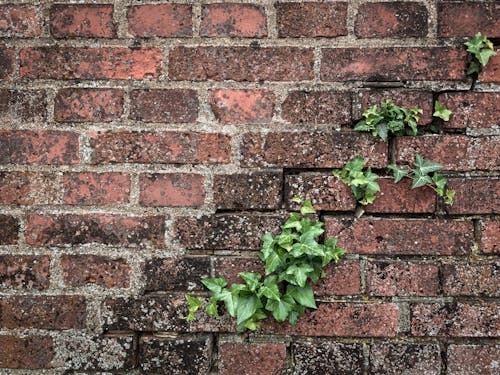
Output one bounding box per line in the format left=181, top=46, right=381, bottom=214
left=259, top=275, right=281, bottom=301
left=445, top=189, right=455, bottom=206
left=236, top=293, right=259, bottom=325
left=478, top=48, right=496, bottom=66
left=300, top=200, right=316, bottom=215
left=376, top=122, right=388, bottom=142
left=238, top=272, right=262, bottom=292
left=411, top=170, right=433, bottom=189
left=206, top=297, right=219, bottom=319
left=283, top=213, right=302, bottom=231
left=201, top=278, right=227, bottom=294
left=284, top=263, right=314, bottom=287
left=387, top=164, right=409, bottom=183
left=184, top=294, right=202, bottom=321
left=467, top=61, right=481, bottom=76
left=414, top=154, right=443, bottom=175
left=287, top=284, right=317, bottom=309
left=433, top=101, right=452, bottom=122
left=288, top=304, right=306, bottom=326
left=266, top=295, right=294, bottom=322
left=264, top=250, right=283, bottom=275
left=432, top=172, right=447, bottom=196
left=291, top=195, right=303, bottom=204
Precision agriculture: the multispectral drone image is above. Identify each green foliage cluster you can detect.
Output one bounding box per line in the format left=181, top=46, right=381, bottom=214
left=184, top=197, right=346, bottom=332
left=332, top=156, right=380, bottom=205
left=465, top=32, right=497, bottom=76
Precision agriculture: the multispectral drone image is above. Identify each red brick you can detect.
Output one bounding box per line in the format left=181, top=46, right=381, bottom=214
left=276, top=2, right=347, bottom=38
left=55, top=88, right=123, bottom=122
left=61, top=255, right=130, bottom=288
left=140, top=335, right=211, bottom=374
left=201, top=4, right=267, bottom=38
left=127, top=4, right=192, bottom=37
left=395, top=135, right=499, bottom=171
left=26, top=214, right=165, bottom=248
left=365, top=177, right=436, bottom=214
left=285, top=174, right=356, bottom=211
left=0, top=172, right=59, bottom=205
left=447, top=344, right=500, bottom=375
left=437, top=92, right=500, bottom=129
left=130, top=89, right=198, bottom=123
left=145, top=256, right=210, bottom=292
left=20, top=47, right=162, bottom=80
left=446, top=178, right=500, bottom=214
left=0, top=89, right=47, bottom=121
left=213, top=256, right=264, bottom=285
left=314, top=260, right=361, bottom=296
left=0, top=5, right=43, bottom=37
left=442, top=262, right=499, bottom=297
left=293, top=342, right=364, bottom=374
left=50, top=4, right=116, bottom=38
left=321, top=47, right=467, bottom=81
left=355, top=2, right=428, bottom=38
left=481, top=220, right=499, bottom=254
left=0, top=215, right=19, bottom=245
left=361, top=90, right=433, bottom=125
left=325, top=218, right=473, bottom=255
left=241, top=132, right=387, bottom=168
left=366, top=261, right=439, bottom=297
left=264, top=302, right=399, bottom=337
left=89, top=131, right=231, bottom=165
left=213, top=172, right=282, bottom=210
left=63, top=172, right=130, bottom=205
left=0, top=296, right=86, bottom=329
left=411, top=302, right=499, bottom=337
left=219, top=342, right=286, bottom=375
left=169, top=47, right=314, bottom=81
left=0, top=130, right=79, bottom=165
left=281, top=91, right=351, bottom=125
left=139, top=173, right=205, bottom=207
left=209, top=89, right=275, bottom=124
left=438, top=2, right=500, bottom=38
left=0, top=255, right=50, bottom=290
left=0, top=47, right=14, bottom=79
left=0, top=335, right=53, bottom=369
left=370, top=344, right=441, bottom=375
left=479, top=53, right=500, bottom=83
left=175, top=214, right=282, bottom=250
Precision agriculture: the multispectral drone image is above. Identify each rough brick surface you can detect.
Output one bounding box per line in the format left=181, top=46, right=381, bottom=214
left=0, top=89, right=47, bottom=121
left=201, top=4, right=267, bottom=38
left=219, top=342, right=286, bottom=375
left=0, top=255, right=50, bottom=290
left=0, top=335, right=53, bottom=369
left=61, top=255, right=130, bottom=288
left=0, top=5, right=43, bottom=37
left=314, top=260, right=361, bottom=296
left=0, top=172, right=59, bottom=205
left=127, top=4, right=192, bottom=38
left=442, top=262, right=499, bottom=297
left=447, top=345, right=500, bottom=375
left=446, top=178, right=500, bottom=214
left=370, top=343, right=441, bottom=375
left=0, top=47, right=14, bottom=79
left=63, top=172, right=130, bottom=205
left=293, top=342, right=364, bottom=374
left=139, top=173, right=205, bottom=207
left=50, top=4, right=116, bottom=38
left=481, top=220, right=499, bottom=254
left=438, top=2, right=500, bottom=38
left=0, top=215, right=19, bottom=245
left=479, top=53, right=500, bottom=83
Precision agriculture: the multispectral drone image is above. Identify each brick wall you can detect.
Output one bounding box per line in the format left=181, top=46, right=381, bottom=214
left=0, top=1, right=498, bottom=373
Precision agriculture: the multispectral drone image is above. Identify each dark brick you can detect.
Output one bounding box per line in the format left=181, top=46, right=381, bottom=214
left=0, top=255, right=50, bottom=290
left=61, top=255, right=130, bottom=288
left=213, top=256, right=264, bottom=285
left=0, top=5, right=43, bottom=37
left=0, top=172, right=59, bottom=205
left=0, top=335, right=53, bottom=369
left=446, top=178, right=500, bottom=214
left=50, top=4, right=116, bottom=38
left=370, top=343, right=441, bottom=375
left=0, top=47, right=14, bottom=79
left=481, top=220, right=499, bottom=254
left=479, top=53, right=500, bottom=83
left=201, top=4, right=267, bottom=38
left=442, top=262, right=499, bottom=297
left=447, top=344, right=500, bottom=375
left=219, top=342, right=286, bottom=375
left=314, top=260, right=361, bottom=297
left=139, top=173, right=205, bottom=207
left=0, top=215, right=19, bottom=245
left=127, top=4, right=192, bottom=38
left=438, top=2, right=500, bottom=38
left=63, top=172, right=130, bottom=205
left=0, top=89, right=47, bottom=121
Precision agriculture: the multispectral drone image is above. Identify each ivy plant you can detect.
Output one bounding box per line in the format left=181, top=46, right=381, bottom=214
left=332, top=156, right=380, bottom=205
left=184, top=197, right=346, bottom=332
left=354, top=99, right=422, bottom=141
left=465, top=32, right=497, bottom=76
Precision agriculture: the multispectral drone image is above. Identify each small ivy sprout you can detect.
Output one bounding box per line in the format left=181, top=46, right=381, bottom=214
left=465, top=32, right=497, bottom=76
left=433, top=101, right=452, bottom=122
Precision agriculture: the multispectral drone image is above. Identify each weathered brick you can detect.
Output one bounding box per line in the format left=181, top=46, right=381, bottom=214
left=241, top=132, right=387, bottom=168
left=0, top=255, right=50, bottom=290
left=0, top=130, right=79, bottom=165
left=370, top=343, right=441, bottom=375
left=130, top=89, right=198, bottom=123
left=366, top=261, right=439, bottom=297
left=63, top=172, right=130, bottom=205
left=314, top=260, right=361, bottom=296
left=293, top=342, right=364, bottom=374
left=89, top=131, right=231, bottom=165
left=446, top=178, right=500, bottom=214
left=144, top=256, right=210, bottom=292
left=169, top=47, right=314, bottom=81
left=0, top=335, right=53, bottom=369
left=264, top=302, right=399, bottom=337
left=213, top=256, right=264, bottom=285
left=175, top=214, right=282, bottom=250
left=50, top=4, right=116, bottom=38
left=20, top=47, right=162, bottom=80
left=0, top=47, right=14, bottom=79
left=285, top=174, right=356, bottom=211
left=442, top=262, right=499, bottom=297
left=479, top=53, right=500, bottom=83
left=26, top=214, right=165, bottom=248
left=321, top=47, right=467, bottom=81
left=201, top=4, right=267, bottom=38
left=325, top=218, right=473, bottom=255
left=0, top=172, right=59, bottom=205
left=447, top=344, right=500, bottom=375
left=437, top=92, right=499, bottom=129
left=0, top=215, right=19, bottom=245
left=61, top=255, right=130, bottom=288
left=281, top=91, right=351, bottom=126
left=276, top=2, right=347, bottom=38
left=481, top=220, right=499, bottom=254
left=139, top=173, right=205, bottom=207
left=0, top=296, right=86, bottom=329
left=127, top=4, right=192, bottom=37
left=355, top=2, right=428, bottom=38
left=214, top=172, right=282, bottom=210
left=438, top=2, right=500, bottom=38
left=411, top=302, right=499, bottom=337
left=209, top=89, right=275, bottom=124
left=0, top=5, right=43, bottom=37
left=219, top=342, right=286, bottom=375
left=140, top=335, right=211, bottom=375
left=365, top=177, right=436, bottom=214
left=55, top=88, right=123, bottom=123
left=0, top=89, right=47, bottom=121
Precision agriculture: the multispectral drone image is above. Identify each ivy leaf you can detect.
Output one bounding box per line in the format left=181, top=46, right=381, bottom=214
left=266, top=295, right=294, bottom=322
left=433, top=101, right=452, bottom=122
left=445, top=189, right=455, bottom=206
left=291, top=195, right=303, bottom=204
left=264, top=250, right=283, bottom=275
left=283, top=213, right=302, bottom=231
left=288, top=304, right=306, bottom=326
left=201, top=278, right=227, bottom=294
left=287, top=284, right=317, bottom=309
left=478, top=48, right=496, bottom=66
left=206, top=297, right=220, bottom=319
left=467, top=61, right=481, bottom=75
left=411, top=170, right=433, bottom=189
left=284, top=263, right=314, bottom=287
left=414, top=154, right=443, bottom=175
left=184, top=294, right=202, bottom=321
left=259, top=275, right=281, bottom=301
left=236, top=293, right=259, bottom=325
left=238, top=272, right=262, bottom=292
left=387, top=164, right=409, bottom=183
left=300, top=200, right=316, bottom=215
left=376, top=122, right=388, bottom=142
left=432, top=172, right=447, bottom=196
